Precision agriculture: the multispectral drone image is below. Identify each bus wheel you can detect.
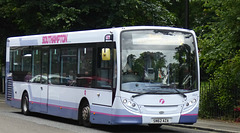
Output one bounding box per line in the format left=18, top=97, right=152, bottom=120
left=21, top=92, right=30, bottom=115
left=80, top=101, right=91, bottom=127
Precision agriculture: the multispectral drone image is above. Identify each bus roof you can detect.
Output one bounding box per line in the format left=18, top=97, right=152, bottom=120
left=7, top=26, right=194, bottom=47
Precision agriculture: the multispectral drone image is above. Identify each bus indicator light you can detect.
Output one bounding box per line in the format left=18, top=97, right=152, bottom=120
left=104, top=34, right=113, bottom=41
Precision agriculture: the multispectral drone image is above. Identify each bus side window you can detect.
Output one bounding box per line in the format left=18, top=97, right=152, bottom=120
left=95, top=47, right=113, bottom=89
left=49, top=49, right=61, bottom=85
left=76, top=47, right=93, bottom=87
left=61, top=48, right=77, bottom=85
left=11, top=48, right=33, bottom=82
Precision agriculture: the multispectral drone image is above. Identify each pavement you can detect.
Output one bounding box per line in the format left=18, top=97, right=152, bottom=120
left=0, top=93, right=240, bottom=133
left=173, top=119, right=240, bottom=133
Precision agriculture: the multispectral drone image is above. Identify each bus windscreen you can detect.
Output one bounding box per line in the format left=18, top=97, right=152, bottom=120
left=121, top=30, right=198, bottom=94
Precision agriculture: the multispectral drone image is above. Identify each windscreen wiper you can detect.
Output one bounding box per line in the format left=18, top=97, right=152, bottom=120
left=132, top=89, right=187, bottom=99
left=173, top=88, right=187, bottom=98
left=160, top=84, right=187, bottom=98
left=132, top=84, right=187, bottom=98
left=132, top=92, right=156, bottom=98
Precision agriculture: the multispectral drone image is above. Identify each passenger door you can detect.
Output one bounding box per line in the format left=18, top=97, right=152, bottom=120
left=40, top=48, right=49, bottom=113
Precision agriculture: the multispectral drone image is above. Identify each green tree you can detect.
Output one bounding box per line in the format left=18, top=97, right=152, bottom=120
left=0, top=0, right=176, bottom=34
left=0, top=0, right=177, bottom=66
left=198, top=0, right=240, bottom=118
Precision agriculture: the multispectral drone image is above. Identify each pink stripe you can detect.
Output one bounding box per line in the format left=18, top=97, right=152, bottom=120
left=30, top=101, right=78, bottom=111
left=47, top=103, right=59, bottom=107
left=91, top=111, right=142, bottom=118
left=12, top=98, right=78, bottom=111
left=181, top=114, right=198, bottom=116
left=31, top=101, right=46, bottom=105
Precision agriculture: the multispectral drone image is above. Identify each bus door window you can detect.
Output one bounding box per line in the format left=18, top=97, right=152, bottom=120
left=41, top=49, right=49, bottom=84
left=76, top=47, right=93, bottom=87
left=113, top=49, right=117, bottom=89
left=22, top=49, right=32, bottom=73
left=31, top=49, right=41, bottom=83
left=22, top=48, right=32, bottom=82
left=61, top=47, right=77, bottom=85
left=49, top=49, right=61, bottom=85
left=95, top=46, right=114, bottom=89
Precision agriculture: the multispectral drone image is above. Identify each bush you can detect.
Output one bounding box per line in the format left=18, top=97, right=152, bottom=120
left=199, top=81, right=219, bottom=118
left=200, top=56, right=240, bottom=121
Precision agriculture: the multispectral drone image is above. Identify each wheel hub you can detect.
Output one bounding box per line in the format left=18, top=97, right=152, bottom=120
left=82, top=106, right=90, bottom=120
left=23, top=96, right=28, bottom=112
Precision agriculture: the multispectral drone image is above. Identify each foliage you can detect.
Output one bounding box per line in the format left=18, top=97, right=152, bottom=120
left=199, top=0, right=240, bottom=75
left=0, top=0, right=176, bottom=34
left=212, top=51, right=240, bottom=111
left=234, top=101, right=240, bottom=122
left=198, top=0, right=240, bottom=121
left=162, top=0, right=207, bottom=29
left=199, top=81, right=219, bottom=118
left=162, top=0, right=186, bottom=28
left=0, top=0, right=176, bottom=67
left=200, top=79, right=240, bottom=121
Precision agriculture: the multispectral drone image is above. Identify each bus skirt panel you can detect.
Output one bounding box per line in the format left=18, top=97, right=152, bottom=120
left=179, top=107, right=199, bottom=124
left=29, top=98, right=79, bottom=120
left=90, top=105, right=142, bottom=125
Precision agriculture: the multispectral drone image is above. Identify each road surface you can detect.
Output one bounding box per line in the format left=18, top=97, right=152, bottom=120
left=0, top=97, right=215, bottom=133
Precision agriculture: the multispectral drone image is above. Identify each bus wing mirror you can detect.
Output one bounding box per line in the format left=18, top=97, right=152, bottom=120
left=102, top=48, right=111, bottom=61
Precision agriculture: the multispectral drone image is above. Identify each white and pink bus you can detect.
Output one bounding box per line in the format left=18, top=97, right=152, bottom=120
left=5, top=26, right=200, bottom=127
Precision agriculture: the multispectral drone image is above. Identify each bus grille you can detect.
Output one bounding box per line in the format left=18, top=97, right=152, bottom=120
left=7, top=78, right=13, bottom=101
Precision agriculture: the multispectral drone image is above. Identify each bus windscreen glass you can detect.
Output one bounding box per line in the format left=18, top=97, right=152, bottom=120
left=121, top=30, right=198, bottom=94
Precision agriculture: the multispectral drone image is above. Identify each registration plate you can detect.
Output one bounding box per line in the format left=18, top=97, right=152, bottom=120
left=152, top=118, right=171, bottom=123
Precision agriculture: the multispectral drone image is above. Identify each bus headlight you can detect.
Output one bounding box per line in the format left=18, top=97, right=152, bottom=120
left=121, top=98, right=140, bottom=113
left=183, top=98, right=197, bottom=111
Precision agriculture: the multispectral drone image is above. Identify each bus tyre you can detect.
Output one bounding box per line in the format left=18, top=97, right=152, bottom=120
left=21, top=92, right=30, bottom=115
left=80, top=101, right=91, bottom=127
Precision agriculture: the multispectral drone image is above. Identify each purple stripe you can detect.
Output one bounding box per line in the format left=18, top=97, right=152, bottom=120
left=12, top=98, right=78, bottom=111
left=179, top=114, right=198, bottom=123
left=30, top=101, right=78, bottom=111
left=181, top=114, right=198, bottom=116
